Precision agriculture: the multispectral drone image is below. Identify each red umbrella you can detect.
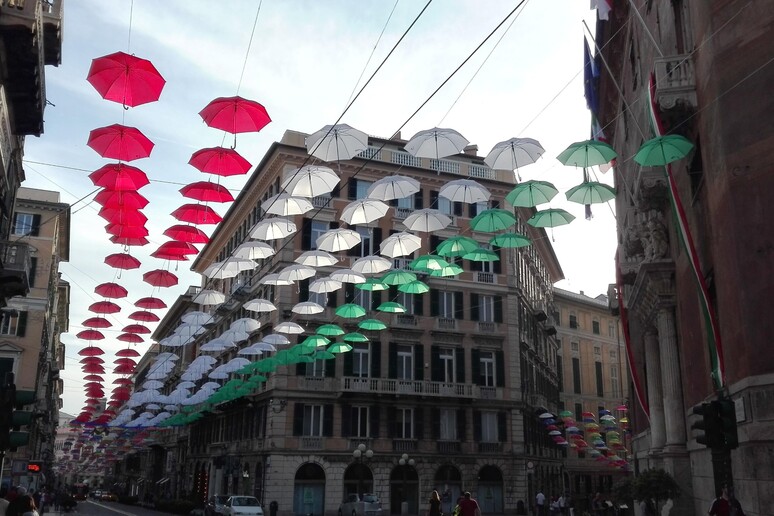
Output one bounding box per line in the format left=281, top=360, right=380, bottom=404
left=111, top=390, right=131, bottom=401
left=151, top=249, right=191, bottom=262
left=89, top=300, right=121, bottom=314
left=171, top=204, right=222, bottom=225
left=87, top=124, right=155, bottom=161
left=199, top=96, right=271, bottom=134
left=94, top=190, right=149, bottom=209
left=189, top=147, right=251, bottom=176
left=113, top=364, right=135, bottom=375
left=117, top=333, right=144, bottom=343
left=128, top=311, right=160, bottom=323
left=113, top=378, right=134, bottom=386
left=105, top=253, right=141, bottom=270
left=80, top=405, right=97, bottom=413
left=114, top=358, right=137, bottom=366
left=86, top=51, right=166, bottom=107
left=98, top=207, right=148, bottom=226
left=83, top=382, right=103, bottom=389
left=110, top=235, right=150, bottom=247
left=90, top=163, right=150, bottom=191
left=135, top=297, right=167, bottom=310
left=153, top=241, right=199, bottom=257
left=82, top=317, right=112, bottom=329
left=116, top=348, right=141, bottom=358
left=143, top=269, right=178, bottom=287
left=83, top=374, right=105, bottom=382
left=180, top=181, right=234, bottom=203
left=94, top=282, right=128, bottom=299
left=121, top=324, right=151, bottom=335
left=105, top=223, right=149, bottom=239
left=162, top=224, right=209, bottom=244
left=80, top=356, right=104, bottom=365
left=76, top=329, right=105, bottom=341
left=78, top=347, right=105, bottom=357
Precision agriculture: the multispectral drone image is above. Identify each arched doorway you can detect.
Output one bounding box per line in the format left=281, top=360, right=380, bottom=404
left=476, top=466, right=503, bottom=514
left=343, top=462, right=374, bottom=497
left=434, top=464, right=462, bottom=515
left=293, top=463, right=326, bottom=516
left=389, top=464, right=418, bottom=515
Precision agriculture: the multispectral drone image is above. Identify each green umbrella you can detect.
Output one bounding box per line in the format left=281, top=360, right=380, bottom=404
left=335, top=303, right=367, bottom=319
left=429, top=264, right=464, bottom=277
left=247, top=374, right=267, bottom=383
left=505, top=180, right=559, bottom=207
left=356, top=277, right=388, bottom=291
left=557, top=139, right=618, bottom=167
left=527, top=208, right=576, bottom=228
left=377, top=301, right=406, bottom=313
left=317, top=324, right=345, bottom=336
left=436, top=236, right=479, bottom=258
left=293, top=354, right=315, bottom=363
left=634, top=134, right=694, bottom=166
left=470, top=208, right=517, bottom=232
left=381, top=269, right=417, bottom=286
left=358, top=319, right=388, bottom=331
left=463, top=247, right=499, bottom=262
left=565, top=182, right=616, bottom=204
left=327, top=342, right=353, bottom=354
left=254, top=357, right=278, bottom=372
left=409, top=254, right=449, bottom=272
left=300, top=334, right=331, bottom=348
left=274, top=350, right=295, bottom=365
left=312, top=350, right=336, bottom=361
left=343, top=332, right=370, bottom=343
left=490, top=233, right=532, bottom=248
left=398, top=279, right=429, bottom=294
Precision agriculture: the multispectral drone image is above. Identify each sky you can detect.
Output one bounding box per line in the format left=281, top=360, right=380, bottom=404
left=23, top=1, right=617, bottom=417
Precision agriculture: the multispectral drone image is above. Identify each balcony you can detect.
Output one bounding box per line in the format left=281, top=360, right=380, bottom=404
left=392, top=439, right=417, bottom=453
left=341, top=376, right=475, bottom=398
left=312, top=195, right=332, bottom=209
left=654, top=54, right=697, bottom=111
left=395, top=207, right=412, bottom=219
left=300, top=436, right=323, bottom=450
left=41, top=0, right=63, bottom=65
left=475, top=272, right=495, bottom=284
left=476, top=442, right=503, bottom=454
left=0, top=241, right=31, bottom=302
left=437, top=441, right=461, bottom=454
left=394, top=314, right=417, bottom=326
left=437, top=318, right=456, bottom=330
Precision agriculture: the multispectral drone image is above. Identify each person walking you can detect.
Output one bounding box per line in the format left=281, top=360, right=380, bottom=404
left=535, top=489, right=546, bottom=516
left=709, top=486, right=730, bottom=516
left=429, top=490, right=443, bottom=516
left=458, top=492, right=480, bottom=516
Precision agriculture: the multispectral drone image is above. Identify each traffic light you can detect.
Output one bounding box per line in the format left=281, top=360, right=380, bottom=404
left=0, top=373, right=33, bottom=452
left=692, top=401, right=722, bottom=449
left=717, top=399, right=739, bottom=449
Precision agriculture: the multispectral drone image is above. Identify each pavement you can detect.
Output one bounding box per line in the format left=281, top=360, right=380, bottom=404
left=47, top=500, right=181, bottom=516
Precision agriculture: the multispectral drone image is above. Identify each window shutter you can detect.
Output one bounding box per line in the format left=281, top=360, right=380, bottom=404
left=301, top=218, right=312, bottom=250
left=491, top=199, right=500, bottom=209
left=429, top=235, right=440, bottom=255
left=325, top=356, right=335, bottom=377
left=431, top=346, right=441, bottom=382
left=390, top=198, right=399, bottom=207
left=388, top=343, right=397, bottom=379
left=473, top=411, right=482, bottom=441
left=470, top=293, right=480, bottom=321
left=386, top=407, right=396, bottom=437
left=414, top=406, right=424, bottom=439
left=341, top=404, right=352, bottom=437
left=414, top=189, right=424, bottom=209
left=348, top=179, right=357, bottom=200
left=430, top=289, right=439, bottom=316
left=323, top=404, right=334, bottom=436
left=493, top=249, right=502, bottom=274
left=469, top=203, right=478, bottom=218
left=299, top=278, right=310, bottom=303
left=431, top=408, right=440, bottom=439
left=11, top=213, right=17, bottom=233
left=370, top=341, right=381, bottom=377
left=455, top=347, right=465, bottom=383
left=292, top=404, right=303, bottom=436
left=31, top=214, right=41, bottom=236
left=344, top=283, right=355, bottom=303
left=413, top=294, right=424, bottom=316
left=497, top=412, right=507, bottom=442
left=371, top=290, right=382, bottom=311
left=457, top=409, right=466, bottom=441
left=347, top=225, right=361, bottom=256
left=370, top=406, right=380, bottom=438
left=471, top=349, right=481, bottom=385
left=414, top=344, right=424, bottom=381
left=343, top=348, right=354, bottom=376
left=16, top=312, right=27, bottom=337
left=470, top=258, right=483, bottom=272
left=28, top=257, right=37, bottom=289
left=295, top=362, right=307, bottom=376
left=329, top=220, right=339, bottom=230
left=430, top=191, right=439, bottom=209
left=454, top=291, right=464, bottom=320
left=327, top=290, right=337, bottom=307
left=331, top=183, right=340, bottom=198
left=372, top=227, right=383, bottom=252
left=494, top=296, right=503, bottom=323
left=453, top=202, right=463, bottom=216
left=496, top=350, right=505, bottom=387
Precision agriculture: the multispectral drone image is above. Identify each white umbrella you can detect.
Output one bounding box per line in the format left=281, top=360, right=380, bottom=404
left=309, top=277, right=342, bottom=294
left=292, top=301, right=325, bottom=315
left=220, top=328, right=251, bottom=344
left=174, top=323, right=206, bottom=339
left=156, top=352, right=180, bottom=362
left=208, top=369, right=229, bottom=380
left=191, top=355, right=217, bottom=365
left=199, top=338, right=234, bottom=352
left=177, top=381, right=196, bottom=389
left=306, top=124, right=369, bottom=162
left=340, top=199, right=389, bottom=225
left=484, top=137, right=545, bottom=172
left=254, top=341, right=278, bottom=352
left=250, top=218, right=297, bottom=240
left=180, top=311, right=212, bottom=326
left=351, top=255, right=392, bottom=275
left=263, top=193, right=314, bottom=217
left=379, top=231, right=422, bottom=258
left=316, top=228, right=361, bottom=252
left=367, top=175, right=420, bottom=201
left=262, top=333, right=290, bottom=346
left=159, top=334, right=195, bottom=347
left=142, top=380, right=164, bottom=390
left=230, top=317, right=261, bottom=334
left=405, top=127, right=469, bottom=159
left=330, top=268, right=366, bottom=284
left=223, top=357, right=251, bottom=373
left=296, top=250, right=338, bottom=267
left=275, top=322, right=305, bottom=334
left=439, top=179, right=491, bottom=204
left=281, top=165, right=340, bottom=198
left=244, top=298, right=277, bottom=312
left=145, top=403, right=161, bottom=411
left=238, top=345, right=263, bottom=356
left=204, top=257, right=257, bottom=279
left=258, top=273, right=293, bottom=286
left=234, top=241, right=276, bottom=260
left=403, top=208, right=452, bottom=232
left=193, top=289, right=226, bottom=306
left=278, top=264, right=317, bottom=283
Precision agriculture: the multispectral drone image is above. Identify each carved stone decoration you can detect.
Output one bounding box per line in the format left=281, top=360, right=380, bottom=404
left=643, top=211, right=669, bottom=262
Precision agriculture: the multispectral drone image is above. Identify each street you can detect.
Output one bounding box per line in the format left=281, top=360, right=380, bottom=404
left=50, top=501, right=177, bottom=516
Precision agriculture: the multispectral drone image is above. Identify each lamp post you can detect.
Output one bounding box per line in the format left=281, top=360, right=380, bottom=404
left=353, top=443, right=374, bottom=496
left=398, top=454, right=415, bottom=515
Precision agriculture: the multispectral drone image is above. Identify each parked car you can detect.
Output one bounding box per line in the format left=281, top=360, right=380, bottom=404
left=91, top=490, right=103, bottom=500
left=100, top=492, right=118, bottom=502
left=224, top=496, right=263, bottom=516
left=206, top=495, right=230, bottom=516
left=339, top=493, right=382, bottom=516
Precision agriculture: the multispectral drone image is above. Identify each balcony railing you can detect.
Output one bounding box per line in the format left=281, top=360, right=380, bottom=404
left=476, top=272, right=495, bottom=284
left=358, top=146, right=383, bottom=161
left=395, top=207, right=413, bottom=219
left=430, top=159, right=460, bottom=175
left=392, top=439, right=417, bottom=452
left=477, top=442, right=503, bottom=454
left=342, top=376, right=475, bottom=398
left=437, top=318, right=456, bottom=330
left=300, top=436, right=323, bottom=450
left=477, top=321, right=497, bottom=333
left=394, top=314, right=417, bottom=326
left=391, top=151, right=422, bottom=168
left=469, top=165, right=496, bottom=180
left=312, top=195, right=332, bottom=208
left=0, top=241, right=31, bottom=298
left=437, top=441, right=461, bottom=454
left=654, top=54, right=697, bottom=110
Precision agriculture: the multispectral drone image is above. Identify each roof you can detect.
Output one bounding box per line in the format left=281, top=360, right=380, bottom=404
left=554, top=287, right=608, bottom=308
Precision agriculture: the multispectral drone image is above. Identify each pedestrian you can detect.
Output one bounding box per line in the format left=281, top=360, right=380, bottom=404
left=18, top=495, right=37, bottom=516
left=457, top=492, right=481, bottom=516
left=557, top=493, right=567, bottom=515
left=0, top=487, right=9, bottom=516
left=429, top=490, right=443, bottom=516
left=535, top=489, right=546, bottom=516
left=709, top=486, right=730, bottom=516
left=591, top=493, right=605, bottom=516
left=7, top=487, right=28, bottom=516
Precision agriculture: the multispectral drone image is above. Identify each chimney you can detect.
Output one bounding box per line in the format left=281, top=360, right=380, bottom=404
left=463, top=144, right=478, bottom=156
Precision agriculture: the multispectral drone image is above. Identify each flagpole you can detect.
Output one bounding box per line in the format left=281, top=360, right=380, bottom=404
left=626, top=0, right=664, bottom=58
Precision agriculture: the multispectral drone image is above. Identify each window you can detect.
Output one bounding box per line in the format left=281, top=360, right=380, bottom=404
left=556, top=353, right=563, bottom=391
left=480, top=411, right=498, bottom=442
left=610, top=365, right=620, bottom=398
left=28, top=257, right=38, bottom=289
left=352, top=406, right=370, bottom=437
left=437, top=196, right=453, bottom=215
left=608, top=323, right=615, bottom=337
left=356, top=180, right=373, bottom=200
left=479, top=296, right=495, bottom=322
left=355, top=227, right=373, bottom=256
left=310, top=221, right=328, bottom=250
left=398, top=408, right=413, bottom=439
left=439, top=292, right=455, bottom=319
left=397, top=194, right=414, bottom=209
left=595, top=362, right=604, bottom=397
left=592, top=320, right=600, bottom=334
left=352, top=344, right=370, bottom=378
left=574, top=403, right=583, bottom=422
left=480, top=351, right=495, bottom=387
left=0, top=357, right=15, bottom=383
left=12, top=213, right=37, bottom=236
left=303, top=405, right=325, bottom=436
left=571, top=341, right=579, bottom=352
left=569, top=314, right=578, bottom=329
left=594, top=346, right=601, bottom=356
left=439, top=347, right=456, bottom=383
left=439, top=409, right=457, bottom=440
left=396, top=292, right=414, bottom=315
left=308, top=290, right=326, bottom=306
left=609, top=350, right=617, bottom=360
left=0, top=311, right=26, bottom=337
left=397, top=345, right=413, bottom=380
left=353, top=289, right=372, bottom=309
left=306, top=358, right=327, bottom=378
left=572, top=357, right=581, bottom=394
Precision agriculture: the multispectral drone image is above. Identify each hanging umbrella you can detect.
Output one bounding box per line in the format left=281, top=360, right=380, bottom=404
left=76, top=330, right=105, bottom=341
left=306, top=124, right=369, bottom=162
left=336, top=304, right=367, bottom=319
left=180, top=181, right=234, bottom=203
left=351, top=255, right=392, bottom=275
left=118, top=333, right=144, bottom=343
left=262, top=333, right=290, bottom=345
left=249, top=218, right=297, bottom=240
left=436, top=235, right=479, bottom=258
left=557, top=140, right=618, bottom=168
left=470, top=209, right=517, bottom=233
left=143, top=269, right=178, bottom=288
left=87, top=124, right=154, bottom=161
left=634, top=134, right=694, bottom=166
left=94, top=282, right=128, bottom=299
left=110, top=234, right=149, bottom=247
left=263, top=193, right=314, bottom=217
left=275, top=322, right=305, bottom=335
left=122, top=324, right=151, bottom=334
left=429, top=265, right=462, bottom=279
left=317, top=324, right=344, bottom=336
left=281, top=165, right=340, bottom=198
left=86, top=51, right=166, bottom=107
left=78, top=347, right=105, bottom=357
left=116, top=348, right=141, bottom=358
left=163, top=224, right=210, bottom=244
left=199, top=96, right=271, bottom=134
left=463, top=248, right=499, bottom=262
left=171, top=204, right=222, bottom=225
left=278, top=264, right=316, bottom=283
left=316, top=228, right=361, bottom=253
left=82, top=317, right=112, bottom=328
left=154, top=241, right=199, bottom=258
left=410, top=255, right=449, bottom=272
left=105, top=223, right=148, bottom=239
left=356, top=278, right=388, bottom=291
left=505, top=180, right=559, bottom=208
left=343, top=333, right=370, bottom=343
left=379, top=231, right=422, bottom=258
left=104, top=253, right=141, bottom=270
left=292, top=302, right=325, bottom=315
left=296, top=250, right=338, bottom=268
left=490, top=233, right=532, bottom=248
left=367, top=175, right=420, bottom=201
left=484, top=137, right=545, bottom=172
left=405, top=127, right=469, bottom=159
left=341, top=199, right=389, bottom=225
left=98, top=207, right=148, bottom=226
left=309, top=277, right=343, bottom=294
left=90, top=163, right=149, bottom=191
left=328, top=342, right=353, bottom=353
left=527, top=209, right=576, bottom=228
left=181, top=311, right=213, bottom=325
left=565, top=182, right=616, bottom=204
left=330, top=269, right=366, bottom=284
left=398, top=280, right=429, bottom=294
left=193, top=290, right=226, bottom=306
left=135, top=297, right=167, bottom=309
left=377, top=302, right=406, bottom=314
left=94, top=190, right=149, bottom=210
left=189, top=147, right=252, bottom=176
left=204, top=257, right=257, bottom=279
left=381, top=269, right=417, bottom=286
left=358, top=319, right=388, bottom=331
left=258, top=274, right=293, bottom=286
left=234, top=241, right=276, bottom=260
left=439, top=179, right=491, bottom=204
left=403, top=208, right=452, bottom=232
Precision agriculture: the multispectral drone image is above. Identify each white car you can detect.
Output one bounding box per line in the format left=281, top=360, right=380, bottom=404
left=224, top=496, right=264, bottom=516
left=339, top=493, right=382, bottom=516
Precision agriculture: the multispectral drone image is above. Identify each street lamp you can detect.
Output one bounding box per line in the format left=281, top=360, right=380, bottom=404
left=352, top=444, right=374, bottom=496
left=398, top=454, right=415, bottom=515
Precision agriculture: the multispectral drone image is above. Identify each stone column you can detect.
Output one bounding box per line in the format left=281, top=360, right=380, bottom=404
left=657, top=307, right=687, bottom=448
left=644, top=328, right=666, bottom=451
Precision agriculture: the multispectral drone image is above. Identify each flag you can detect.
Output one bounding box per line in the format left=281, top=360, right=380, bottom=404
left=591, top=0, right=613, bottom=21
left=584, top=38, right=600, bottom=114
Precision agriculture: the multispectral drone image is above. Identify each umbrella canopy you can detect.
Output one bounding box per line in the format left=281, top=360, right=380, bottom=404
left=565, top=182, right=616, bottom=205
left=356, top=277, right=388, bottom=291
left=94, top=282, right=128, bottom=299
left=309, top=277, right=343, bottom=294
left=94, top=190, right=149, bottom=210
left=341, top=199, right=389, bottom=225
left=329, top=268, right=366, bottom=284
left=97, top=207, right=148, bottom=226
left=527, top=209, right=576, bottom=228
left=316, top=228, right=361, bottom=253
left=143, top=269, right=178, bottom=288
left=135, top=297, right=167, bottom=309
left=634, top=134, right=694, bottom=166
left=439, top=179, right=491, bottom=204
left=87, top=124, right=154, bottom=161
left=381, top=270, right=417, bottom=286
left=505, top=180, right=559, bottom=207
left=90, top=163, right=149, bottom=191
left=86, top=51, right=166, bottom=107
left=180, top=181, right=234, bottom=203
left=343, top=332, right=370, bottom=343
left=358, top=319, right=388, bottom=331
left=193, top=290, right=226, bottom=306
left=436, top=235, right=479, bottom=258
left=490, top=233, right=532, bottom=248
left=377, top=302, right=406, bottom=313
left=470, top=209, right=517, bottom=232
left=249, top=218, right=297, bottom=240
left=278, top=264, right=316, bottom=283
left=403, top=208, right=452, bottom=232
left=129, top=311, right=160, bottom=322
left=281, top=165, right=340, bottom=198
left=199, top=96, right=271, bottom=134
left=379, top=231, right=422, bottom=258
left=306, top=124, right=369, bottom=162
left=405, top=127, right=469, bottom=159
left=171, top=204, right=222, bottom=225
left=234, top=241, right=276, bottom=260
left=557, top=139, right=618, bottom=168
left=292, top=302, right=325, bottom=315
left=105, top=253, right=141, bottom=270
left=118, top=333, right=144, bottom=343
left=263, top=193, right=313, bottom=217
left=317, top=324, right=345, bottom=336
left=77, top=330, right=105, bottom=341
left=335, top=303, right=367, bottom=319
left=258, top=274, right=293, bottom=286
left=351, top=255, right=392, bottom=275
left=296, top=250, right=338, bottom=268
left=82, top=317, right=112, bottom=328
left=243, top=298, right=277, bottom=313
left=463, top=248, right=499, bottom=262
left=204, top=257, right=257, bottom=279
left=106, top=223, right=148, bottom=239
left=163, top=224, right=210, bottom=244
left=275, top=322, right=305, bottom=334
left=398, top=280, right=430, bottom=294
left=410, top=254, right=449, bottom=272
left=484, top=137, right=545, bottom=171
left=154, top=241, right=199, bottom=258
left=367, top=175, right=421, bottom=201
left=189, top=147, right=252, bottom=176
